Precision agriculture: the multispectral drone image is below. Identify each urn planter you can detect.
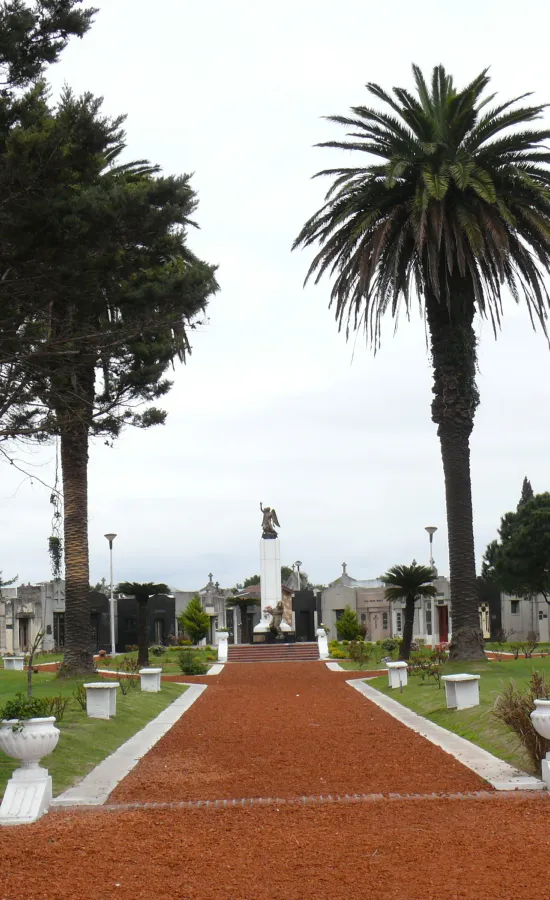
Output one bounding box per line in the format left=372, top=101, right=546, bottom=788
left=530, top=699, right=550, bottom=789
left=0, top=716, right=60, bottom=825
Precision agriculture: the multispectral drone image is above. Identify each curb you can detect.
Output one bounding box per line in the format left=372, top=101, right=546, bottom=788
left=51, top=683, right=207, bottom=807
left=348, top=679, right=545, bottom=792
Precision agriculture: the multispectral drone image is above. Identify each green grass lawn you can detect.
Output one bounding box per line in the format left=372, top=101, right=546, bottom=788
left=0, top=670, right=188, bottom=799
left=367, top=657, right=550, bottom=775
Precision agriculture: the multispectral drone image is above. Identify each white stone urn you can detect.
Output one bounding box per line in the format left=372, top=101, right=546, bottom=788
left=316, top=627, right=329, bottom=660
left=531, top=699, right=550, bottom=789
left=216, top=631, right=229, bottom=663
left=0, top=716, right=60, bottom=824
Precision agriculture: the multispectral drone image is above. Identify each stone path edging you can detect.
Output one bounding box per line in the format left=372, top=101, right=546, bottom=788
left=51, top=683, right=207, bottom=807
left=348, top=679, right=545, bottom=792
left=50, top=788, right=550, bottom=814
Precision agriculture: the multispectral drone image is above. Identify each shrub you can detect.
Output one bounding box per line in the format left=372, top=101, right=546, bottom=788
left=125, top=644, right=139, bottom=652
left=206, top=653, right=217, bottom=661
left=149, top=645, right=165, bottom=657
left=177, top=649, right=208, bottom=676
left=72, top=683, right=87, bottom=711
left=43, top=695, right=72, bottom=721
left=509, top=641, right=524, bottom=659
left=493, top=672, right=550, bottom=771
left=525, top=632, right=539, bottom=658
left=0, top=693, right=49, bottom=722
left=381, top=638, right=399, bottom=654
left=330, top=648, right=348, bottom=660
left=335, top=606, right=361, bottom=641
left=349, top=640, right=373, bottom=667
left=204, top=645, right=213, bottom=652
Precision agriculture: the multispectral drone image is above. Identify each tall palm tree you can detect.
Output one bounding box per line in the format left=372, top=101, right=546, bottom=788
left=380, top=563, right=437, bottom=660
left=294, top=65, right=550, bottom=660
left=117, top=582, right=169, bottom=667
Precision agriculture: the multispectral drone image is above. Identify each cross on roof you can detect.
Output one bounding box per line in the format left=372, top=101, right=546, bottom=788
left=342, top=562, right=347, bottom=574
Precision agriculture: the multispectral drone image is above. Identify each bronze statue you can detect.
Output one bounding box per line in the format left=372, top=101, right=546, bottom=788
left=260, top=502, right=280, bottom=538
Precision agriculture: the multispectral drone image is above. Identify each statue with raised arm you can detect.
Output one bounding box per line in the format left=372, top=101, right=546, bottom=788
left=260, top=502, right=281, bottom=538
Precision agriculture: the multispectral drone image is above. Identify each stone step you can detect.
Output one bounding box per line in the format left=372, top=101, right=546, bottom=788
left=227, top=643, right=320, bottom=663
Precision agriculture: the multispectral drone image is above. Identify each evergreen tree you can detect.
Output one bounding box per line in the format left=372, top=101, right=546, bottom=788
left=335, top=605, right=361, bottom=641
left=484, top=493, right=550, bottom=603
left=179, top=595, right=210, bottom=645
left=0, top=0, right=94, bottom=90
left=518, top=477, right=534, bottom=510
left=0, top=92, right=217, bottom=675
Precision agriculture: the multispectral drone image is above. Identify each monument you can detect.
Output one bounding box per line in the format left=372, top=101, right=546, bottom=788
left=253, top=503, right=293, bottom=641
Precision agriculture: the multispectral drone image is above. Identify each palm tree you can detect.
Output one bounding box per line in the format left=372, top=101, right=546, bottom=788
left=380, top=563, right=437, bottom=660
left=117, top=582, right=169, bottom=667
left=294, top=65, right=550, bottom=660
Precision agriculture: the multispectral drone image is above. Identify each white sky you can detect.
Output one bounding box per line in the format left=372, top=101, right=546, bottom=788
left=3, top=0, right=550, bottom=590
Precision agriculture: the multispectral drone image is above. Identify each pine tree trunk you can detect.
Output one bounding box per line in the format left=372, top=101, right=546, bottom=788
left=426, top=287, right=484, bottom=661
left=59, top=420, right=94, bottom=675
left=400, top=595, right=416, bottom=661
left=137, top=598, right=149, bottom=667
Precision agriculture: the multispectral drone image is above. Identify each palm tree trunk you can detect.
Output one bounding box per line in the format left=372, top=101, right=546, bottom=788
left=426, top=289, right=484, bottom=661
left=400, top=595, right=416, bottom=660
left=137, top=598, right=149, bottom=667
left=59, top=420, right=94, bottom=675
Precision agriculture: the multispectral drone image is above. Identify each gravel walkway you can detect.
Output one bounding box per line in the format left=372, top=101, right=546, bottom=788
left=1, top=662, right=546, bottom=899
left=111, top=662, right=487, bottom=801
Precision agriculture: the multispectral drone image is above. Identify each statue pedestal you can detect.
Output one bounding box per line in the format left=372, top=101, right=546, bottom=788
left=254, top=537, right=282, bottom=635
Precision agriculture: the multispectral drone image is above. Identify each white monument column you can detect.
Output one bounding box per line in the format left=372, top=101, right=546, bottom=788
left=254, top=536, right=282, bottom=637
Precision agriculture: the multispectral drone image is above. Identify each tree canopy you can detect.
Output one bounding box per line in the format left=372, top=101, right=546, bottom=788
left=179, top=595, right=210, bottom=645
left=483, top=493, right=550, bottom=603
left=381, top=562, right=437, bottom=659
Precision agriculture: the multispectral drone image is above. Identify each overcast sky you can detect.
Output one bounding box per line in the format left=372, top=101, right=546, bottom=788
left=2, top=0, right=550, bottom=591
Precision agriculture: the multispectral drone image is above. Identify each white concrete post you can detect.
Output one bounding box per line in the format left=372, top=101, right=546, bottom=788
left=216, top=631, right=228, bottom=662
left=139, top=668, right=162, bottom=692
left=386, top=661, right=408, bottom=689
left=316, top=628, right=329, bottom=660
left=84, top=683, right=118, bottom=718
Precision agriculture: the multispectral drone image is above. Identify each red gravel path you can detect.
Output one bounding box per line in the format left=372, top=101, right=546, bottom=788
left=112, top=662, right=487, bottom=801
left=1, top=662, right=547, bottom=899
left=1, top=798, right=549, bottom=900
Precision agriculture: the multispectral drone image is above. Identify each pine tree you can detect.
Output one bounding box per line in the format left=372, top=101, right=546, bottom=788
left=518, top=477, right=534, bottom=510
left=0, top=93, right=217, bottom=675
left=179, top=596, right=210, bottom=645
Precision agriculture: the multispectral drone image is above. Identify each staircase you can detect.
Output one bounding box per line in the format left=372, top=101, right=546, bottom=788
left=227, top=642, right=320, bottom=663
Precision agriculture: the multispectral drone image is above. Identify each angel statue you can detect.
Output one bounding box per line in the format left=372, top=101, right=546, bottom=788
left=260, top=502, right=281, bottom=538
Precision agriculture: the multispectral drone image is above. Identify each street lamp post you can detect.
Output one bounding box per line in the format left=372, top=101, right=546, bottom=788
left=425, top=526, right=437, bottom=567
left=294, top=560, right=302, bottom=591
left=104, top=533, right=117, bottom=657
left=425, top=527, right=437, bottom=649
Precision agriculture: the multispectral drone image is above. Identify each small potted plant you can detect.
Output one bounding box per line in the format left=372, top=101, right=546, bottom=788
left=0, top=693, right=60, bottom=763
